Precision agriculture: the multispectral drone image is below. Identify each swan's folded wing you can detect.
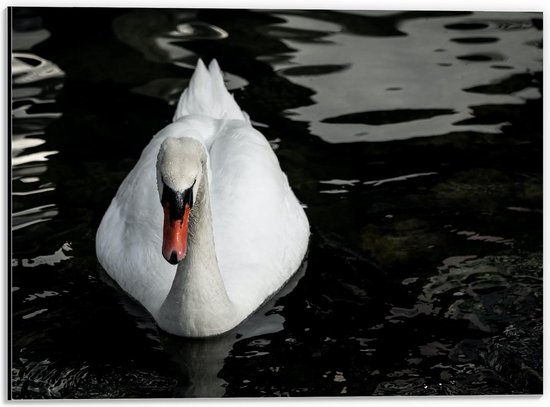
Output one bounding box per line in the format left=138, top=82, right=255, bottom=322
left=207, top=123, right=310, bottom=313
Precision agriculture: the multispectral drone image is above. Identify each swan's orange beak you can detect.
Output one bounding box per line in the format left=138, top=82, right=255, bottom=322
left=162, top=202, right=191, bottom=264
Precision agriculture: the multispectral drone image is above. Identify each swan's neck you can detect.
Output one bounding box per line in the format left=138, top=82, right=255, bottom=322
left=157, top=164, right=237, bottom=337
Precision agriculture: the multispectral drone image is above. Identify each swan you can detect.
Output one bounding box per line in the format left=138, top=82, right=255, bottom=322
left=96, top=59, right=310, bottom=337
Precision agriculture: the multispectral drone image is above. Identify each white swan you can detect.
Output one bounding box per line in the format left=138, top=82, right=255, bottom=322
left=96, top=59, right=310, bottom=337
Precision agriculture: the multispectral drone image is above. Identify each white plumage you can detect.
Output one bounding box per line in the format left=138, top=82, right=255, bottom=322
left=96, top=59, right=310, bottom=337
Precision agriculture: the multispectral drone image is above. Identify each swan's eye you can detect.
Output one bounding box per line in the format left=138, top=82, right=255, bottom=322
left=182, top=181, right=194, bottom=209
left=161, top=178, right=195, bottom=220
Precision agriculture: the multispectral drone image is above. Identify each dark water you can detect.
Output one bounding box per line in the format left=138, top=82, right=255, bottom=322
left=10, top=8, right=542, bottom=398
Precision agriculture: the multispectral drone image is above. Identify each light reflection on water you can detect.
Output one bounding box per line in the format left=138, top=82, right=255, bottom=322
left=11, top=47, right=64, bottom=234
left=10, top=8, right=542, bottom=398
left=12, top=204, right=58, bottom=231
left=15, top=242, right=73, bottom=268
left=273, top=11, right=541, bottom=143
left=12, top=53, right=64, bottom=84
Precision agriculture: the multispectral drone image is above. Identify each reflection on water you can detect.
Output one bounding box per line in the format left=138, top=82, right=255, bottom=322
left=273, top=11, right=541, bottom=143
left=11, top=49, right=63, bottom=231
left=113, top=10, right=228, bottom=66
left=12, top=53, right=65, bottom=84
left=12, top=204, right=58, bottom=231
left=15, top=242, right=72, bottom=268
left=10, top=8, right=542, bottom=398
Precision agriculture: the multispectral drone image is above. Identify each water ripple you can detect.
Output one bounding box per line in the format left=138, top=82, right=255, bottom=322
left=22, top=308, right=48, bottom=320
left=12, top=53, right=65, bottom=84
left=14, top=242, right=73, bottom=268
left=172, top=22, right=228, bottom=40
left=12, top=204, right=58, bottom=231
left=323, top=109, right=456, bottom=125
left=450, top=37, right=499, bottom=44
left=12, top=151, right=58, bottom=167
left=363, top=172, right=438, bottom=187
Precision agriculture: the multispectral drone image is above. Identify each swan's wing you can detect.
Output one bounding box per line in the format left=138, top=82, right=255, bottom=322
left=96, top=133, right=177, bottom=315
left=96, top=116, right=224, bottom=315
left=208, top=122, right=310, bottom=312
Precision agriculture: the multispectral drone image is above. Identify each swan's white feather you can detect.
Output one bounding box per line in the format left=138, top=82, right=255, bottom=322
left=173, top=59, right=246, bottom=122
left=96, top=59, right=309, bottom=335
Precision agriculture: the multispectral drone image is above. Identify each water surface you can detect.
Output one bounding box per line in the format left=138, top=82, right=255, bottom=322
left=10, top=8, right=542, bottom=398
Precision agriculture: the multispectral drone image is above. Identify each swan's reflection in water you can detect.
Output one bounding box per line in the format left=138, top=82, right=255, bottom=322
left=112, top=261, right=307, bottom=397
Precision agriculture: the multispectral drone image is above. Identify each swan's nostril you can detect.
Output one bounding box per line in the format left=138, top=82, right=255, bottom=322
left=168, top=252, right=179, bottom=265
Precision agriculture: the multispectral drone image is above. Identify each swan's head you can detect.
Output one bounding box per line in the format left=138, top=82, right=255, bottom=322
left=156, top=137, right=205, bottom=265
